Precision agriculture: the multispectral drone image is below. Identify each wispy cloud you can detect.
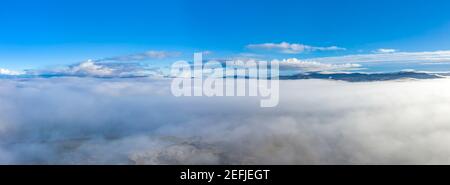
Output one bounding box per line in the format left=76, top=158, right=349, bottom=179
left=29, top=50, right=182, bottom=77
left=247, top=42, right=346, bottom=54
left=28, top=60, right=164, bottom=78
left=18, top=50, right=450, bottom=79
left=373, top=48, right=398, bottom=54
left=98, top=50, right=182, bottom=62
left=309, top=50, right=450, bottom=64
left=276, top=58, right=361, bottom=72
left=226, top=58, right=362, bottom=72
left=199, top=51, right=213, bottom=55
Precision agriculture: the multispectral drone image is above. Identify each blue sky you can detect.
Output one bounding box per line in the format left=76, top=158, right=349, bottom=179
left=1, top=0, right=450, bottom=71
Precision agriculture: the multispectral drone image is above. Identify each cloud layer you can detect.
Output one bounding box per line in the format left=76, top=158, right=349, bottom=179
left=373, top=48, right=398, bottom=54
left=22, top=58, right=363, bottom=78
left=276, top=58, right=361, bottom=72
left=1, top=77, right=450, bottom=164
left=98, top=50, right=182, bottom=62
left=247, top=42, right=346, bottom=54
left=0, top=68, right=24, bottom=76
left=312, top=50, right=450, bottom=64
left=13, top=49, right=450, bottom=79
left=27, top=60, right=165, bottom=78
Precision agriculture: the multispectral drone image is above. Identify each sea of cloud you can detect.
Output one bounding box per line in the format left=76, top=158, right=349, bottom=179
left=1, top=77, right=450, bottom=164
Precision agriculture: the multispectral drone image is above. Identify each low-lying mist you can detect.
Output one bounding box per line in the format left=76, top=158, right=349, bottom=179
left=1, top=77, right=450, bottom=164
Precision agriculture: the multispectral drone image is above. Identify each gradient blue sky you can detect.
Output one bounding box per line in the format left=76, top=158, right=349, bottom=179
left=1, top=0, right=450, bottom=70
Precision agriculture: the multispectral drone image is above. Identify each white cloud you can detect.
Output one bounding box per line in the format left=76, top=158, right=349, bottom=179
left=207, top=58, right=361, bottom=74
left=309, top=50, right=450, bottom=64
left=247, top=42, right=346, bottom=54
left=28, top=60, right=166, bottom=78
left=200, top=51, right=213, bottom=55
left=100, top=50, right=182, bottom=62
left=26, top=50, right=450, bottom=78
left=277, top=58, right=361, bottom=72
left=2, top=78, right=450, bottom=164
left=0, top=68, right=24, bottom=76
left=373, top=48, right=398, bottom=54
left=70, top=60, right=115, bottom=76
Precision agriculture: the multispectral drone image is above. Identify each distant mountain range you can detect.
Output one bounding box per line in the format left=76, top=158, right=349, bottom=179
left=279, top=71, right=445, bottom=82
left=1, top=70, right=448, bottom=82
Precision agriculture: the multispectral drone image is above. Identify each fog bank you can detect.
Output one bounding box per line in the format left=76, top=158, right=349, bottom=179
left=1, top=77, right=450, bottom=164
